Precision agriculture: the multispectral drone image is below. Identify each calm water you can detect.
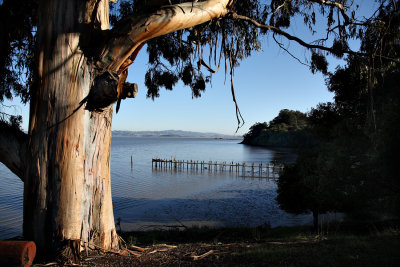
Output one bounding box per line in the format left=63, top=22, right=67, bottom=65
left=0, top=136, right=312, bottom=239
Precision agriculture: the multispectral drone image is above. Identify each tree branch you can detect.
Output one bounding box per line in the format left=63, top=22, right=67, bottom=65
left=229, top=12, right=366, bottom=57
left=98, top=0, right=232, bottom=72
left=308, top=0, right=351, bottom=24
left=0, top=121, right=28, bottom=181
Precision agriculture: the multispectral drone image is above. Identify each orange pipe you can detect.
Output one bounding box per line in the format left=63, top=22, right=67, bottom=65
left=0, top=241, right=36, bottom=267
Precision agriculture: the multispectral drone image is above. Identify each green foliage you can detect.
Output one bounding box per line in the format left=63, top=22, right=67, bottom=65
left=310, top=52, right=328, bottom=74
left=0, top=0, right=36, bottom=104
left=110, top=0, right=265, bottom=99
left=242, top=122, right=268, bottom=141
left=242, top=109, right=310, bottom=147
left=2, top=0, right=395, bottom=102
left=277, top=1, right=400, bottom=223
left=1, top=0, right=394, bottom=126
left=269, top=109, right=308, bottom=131
left=110, top=0, right=377, bottom=99
left=0, top=113, right=23, bottom=131
left=276, top=147, right=348, bottom=229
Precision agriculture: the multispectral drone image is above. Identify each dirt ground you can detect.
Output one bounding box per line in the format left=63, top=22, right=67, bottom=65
left=81, top=242, right=257, bottom=267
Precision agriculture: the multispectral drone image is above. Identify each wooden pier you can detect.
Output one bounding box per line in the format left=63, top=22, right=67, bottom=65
left=152, top=158, right=283, bottom=178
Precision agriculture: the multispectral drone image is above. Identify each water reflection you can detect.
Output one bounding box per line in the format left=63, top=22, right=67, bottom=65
left=113, top=181, right=312, bottom=232
left=241, top=144, right=297, bottom=164
left=0, top=166, right=23, bottom=239
left=0, top=136, right=309, bottom=239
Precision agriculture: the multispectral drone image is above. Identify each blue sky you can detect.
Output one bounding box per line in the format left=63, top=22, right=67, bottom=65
left=113, top=40, right=334, bottom=136
left=3, top=0, right=377, bottom=136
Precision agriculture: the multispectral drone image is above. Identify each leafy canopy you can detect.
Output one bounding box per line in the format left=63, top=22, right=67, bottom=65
left=241, top=109, right=310, bottom=147
left=1, top=0, right=395, bottom=128
left=277, top=0, right=400, bottom=221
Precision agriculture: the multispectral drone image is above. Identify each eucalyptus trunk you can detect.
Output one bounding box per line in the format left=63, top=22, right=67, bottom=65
left=0, top=0, right=232, bottom=258
left=24, top=0, right=118, bottom=255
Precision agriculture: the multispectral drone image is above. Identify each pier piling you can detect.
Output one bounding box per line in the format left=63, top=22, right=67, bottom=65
left=151, top=158, right=283, bottom=178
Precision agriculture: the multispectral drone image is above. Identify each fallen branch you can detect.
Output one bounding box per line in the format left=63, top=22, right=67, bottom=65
left=118, top=249, right=141, bottom=257
left=129, top=245, right=149, bottom=252
left=82, top=255, right=105, bottom=261
left=156, top=244, right=178, bottom=249
left=147, top=244, right=178, bottom=255
left=127, top=249, right=142, bottom=257
left=81, top=240, right=142, bottom=258
left=35, top=263, right=58, bottom=267
left=189, top=250, right=215, bottom=261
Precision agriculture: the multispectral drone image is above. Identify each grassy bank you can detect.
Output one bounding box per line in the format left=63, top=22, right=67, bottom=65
left=118, top=221, right=400, bottom=266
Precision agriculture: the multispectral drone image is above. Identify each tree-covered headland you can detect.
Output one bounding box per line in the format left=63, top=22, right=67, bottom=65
left=241, top=109, right=310, bottom=147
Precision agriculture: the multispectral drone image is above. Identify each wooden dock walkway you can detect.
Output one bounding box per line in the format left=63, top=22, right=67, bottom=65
left=152, top=158, right=283, bottom=178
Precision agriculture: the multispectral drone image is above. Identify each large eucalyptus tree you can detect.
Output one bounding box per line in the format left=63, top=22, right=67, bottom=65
left=0, top=0, right=395, bottom=260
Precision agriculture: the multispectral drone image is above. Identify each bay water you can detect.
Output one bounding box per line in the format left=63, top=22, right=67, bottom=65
left=0, top=136, right=313, bottom=239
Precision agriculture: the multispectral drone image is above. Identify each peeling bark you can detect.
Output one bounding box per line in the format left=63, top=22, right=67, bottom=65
left=25, top=0, right=118, bottom=256
left=11, top=0, right=234, bottom=259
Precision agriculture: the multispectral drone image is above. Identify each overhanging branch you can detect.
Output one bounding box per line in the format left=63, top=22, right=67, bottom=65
left=98, top=0, right=232, bottom=72
left=309, top=0, right=351, bottom=24
left=0, top=121, right=28, bottom=181
left=228, top=12, right=366, bottom=57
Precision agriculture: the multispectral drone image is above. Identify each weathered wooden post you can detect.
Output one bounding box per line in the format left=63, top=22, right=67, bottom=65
left=273, top=164, right=276, bottom=178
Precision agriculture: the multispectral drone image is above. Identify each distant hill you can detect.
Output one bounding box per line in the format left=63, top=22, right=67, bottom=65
left=112, top=130, right=241, bottom=139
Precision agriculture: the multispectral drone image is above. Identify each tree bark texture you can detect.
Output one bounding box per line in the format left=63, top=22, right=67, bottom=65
left=0, top=0, right=233, bottom=257
left=24, top=0, right=118, bottom=254
left=0, top=124, right=27, bottom=181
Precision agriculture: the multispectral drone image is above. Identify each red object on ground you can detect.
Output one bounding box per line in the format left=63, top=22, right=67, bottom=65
left=0, top=240, right=36, bottom=267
